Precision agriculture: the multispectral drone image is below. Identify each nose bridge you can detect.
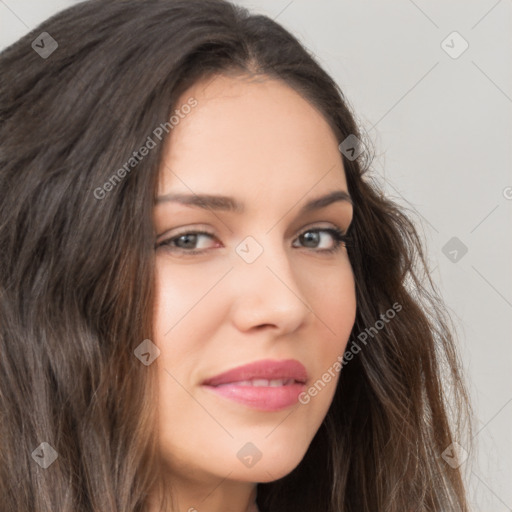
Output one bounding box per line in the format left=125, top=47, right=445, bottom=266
left=229, top=232, right=311, bottom=331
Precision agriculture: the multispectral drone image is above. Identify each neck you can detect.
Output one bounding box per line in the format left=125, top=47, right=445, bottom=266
left=148, top=473, right=258, bottom=512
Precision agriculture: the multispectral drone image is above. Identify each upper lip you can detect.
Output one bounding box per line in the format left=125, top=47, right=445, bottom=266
left=202, top=359, right=308, bottom=386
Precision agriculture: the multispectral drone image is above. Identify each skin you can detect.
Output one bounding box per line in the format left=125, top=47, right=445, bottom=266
left=150, top=73, right=357, bottom=512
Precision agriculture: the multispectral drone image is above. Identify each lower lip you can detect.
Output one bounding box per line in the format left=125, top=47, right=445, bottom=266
left=203, top=383, right=306, bottom=411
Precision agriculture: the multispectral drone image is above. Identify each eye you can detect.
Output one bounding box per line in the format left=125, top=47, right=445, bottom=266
left=156, top=226, right=352, bottom=256
left=156, top=230, right=218, bottom=255
left=292, top=227, right=351, bottom=254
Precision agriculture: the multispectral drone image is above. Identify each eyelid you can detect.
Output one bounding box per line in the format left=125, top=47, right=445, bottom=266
left=155, top=224, right=214, bottom=243
left=297, top=221, right=343, bottom=233
left=156, top=221, right=347, bottom=242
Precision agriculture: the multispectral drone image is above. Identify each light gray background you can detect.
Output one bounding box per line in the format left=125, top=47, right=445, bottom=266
left=1, top=1, right=511, bottom=510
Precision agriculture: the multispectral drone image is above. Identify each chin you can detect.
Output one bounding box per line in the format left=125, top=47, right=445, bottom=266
left=239, top=462, right=303, bottom=484
left=229, top=446, right=309, bottom=483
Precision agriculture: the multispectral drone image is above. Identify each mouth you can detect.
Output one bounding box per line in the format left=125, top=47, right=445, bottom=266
left=214, top=378, right=301, bottom=387
left=201, top=359, right=308, bottom=411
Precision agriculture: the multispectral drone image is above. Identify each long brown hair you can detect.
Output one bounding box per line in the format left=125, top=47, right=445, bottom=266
left=0, top=0, right=473, bottom=510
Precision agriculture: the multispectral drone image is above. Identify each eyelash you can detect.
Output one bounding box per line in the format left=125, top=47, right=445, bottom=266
left=156, top=226, right=352, bottom=256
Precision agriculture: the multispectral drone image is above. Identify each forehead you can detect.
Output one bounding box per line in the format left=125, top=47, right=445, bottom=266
left=158, top=73, right=348, bottom=200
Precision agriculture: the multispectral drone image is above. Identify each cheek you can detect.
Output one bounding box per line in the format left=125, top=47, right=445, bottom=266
left=152, top=260, right=225, bottom=338
left=151, top=260, right=233, bottom=391
left=152, top=263, right=201, bottom=389
left=304, top=260, right=356, bottom=345
left=302, top=263, right=356, bottom=395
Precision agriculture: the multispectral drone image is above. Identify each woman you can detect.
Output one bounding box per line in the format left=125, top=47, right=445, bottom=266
left=0, top=0, right=473, bottom=511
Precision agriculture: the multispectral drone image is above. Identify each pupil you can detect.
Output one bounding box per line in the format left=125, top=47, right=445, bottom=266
left=302, top=231, right=319, bottom=248
left=179, top=234, right=196, bottom=248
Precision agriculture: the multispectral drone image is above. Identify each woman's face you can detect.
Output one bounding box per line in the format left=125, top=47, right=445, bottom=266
left=152, top=73, right=356, bottom=487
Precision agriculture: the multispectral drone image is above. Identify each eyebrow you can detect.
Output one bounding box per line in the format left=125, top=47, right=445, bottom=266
left=155, top=190, right=353, bottom=215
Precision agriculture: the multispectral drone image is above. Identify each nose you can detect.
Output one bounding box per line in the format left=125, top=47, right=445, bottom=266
left=227, top=237, right=312, bottom=335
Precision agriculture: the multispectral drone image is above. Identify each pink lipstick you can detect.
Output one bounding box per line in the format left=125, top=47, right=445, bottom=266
left=202, top=359, right=308, bottom=411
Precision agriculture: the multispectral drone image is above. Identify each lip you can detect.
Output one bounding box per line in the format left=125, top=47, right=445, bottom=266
left=201, top=359, right=308, bottom=412
left=202, top=358, right=308, bottom=386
